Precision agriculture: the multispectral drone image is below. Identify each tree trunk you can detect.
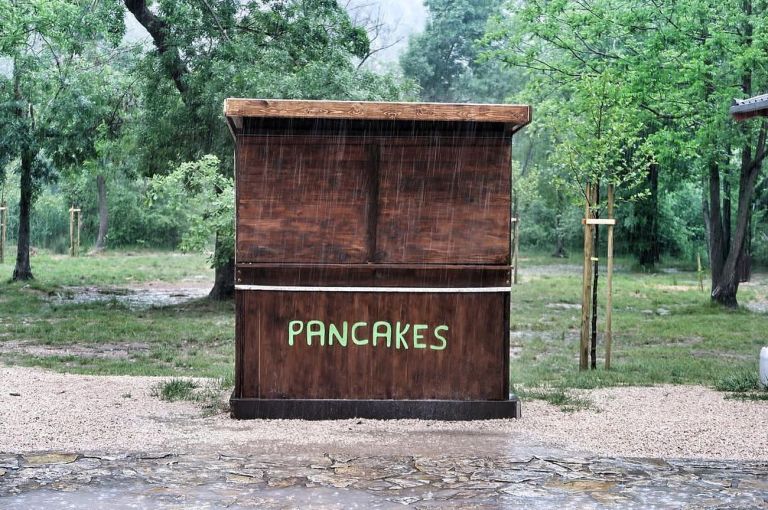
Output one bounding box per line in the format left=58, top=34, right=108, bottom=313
left=711, top=125, right=766, bottom=307
left=208, top=231, right=234, bottom=300
left=737, top=142, right=753, bottom=282
left=701, top=180, right=711, bottom=256
left=637, top=163, right=659, bottom=268
left=94, top=174, right=108, bottom=252
left=708, top=159, right=725, bottom=288
left=551, top=191, right=567, bottom=258
left=12, top=59, right=33, bottom=281
left=723, top=166, right=732, bottom=259
left=552, top=230, right=567, bottom=258
left=209, top=257, right=235, bottom=300
left=13, top=149, right=34, bottom=281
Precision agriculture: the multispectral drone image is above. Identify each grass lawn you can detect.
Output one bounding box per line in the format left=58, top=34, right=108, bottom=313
left=510, top=253, right=768, bottom=405
left=0, top=248, right=234, bottom=381
left=0, top=248, right=766, bottom=405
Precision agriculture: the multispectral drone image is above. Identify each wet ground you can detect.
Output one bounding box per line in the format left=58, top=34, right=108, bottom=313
left=50, top=284, right=210, bottom=310
left=1, top=450, right=767, bottom=509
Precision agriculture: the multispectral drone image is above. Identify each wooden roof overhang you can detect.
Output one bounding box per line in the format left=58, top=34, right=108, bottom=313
left=224, top=98, right=532, bottom=138
left=730, top=93, right=768, bottom=121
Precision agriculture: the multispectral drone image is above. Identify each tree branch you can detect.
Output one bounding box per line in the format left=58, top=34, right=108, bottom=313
left=123, top=0, right=190, bottom=102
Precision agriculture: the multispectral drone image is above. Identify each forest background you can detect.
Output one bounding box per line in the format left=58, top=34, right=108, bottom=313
left=1, top=0, right=766, bottom=307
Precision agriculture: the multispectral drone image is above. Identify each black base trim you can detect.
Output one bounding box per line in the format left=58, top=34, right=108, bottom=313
left=230, top=396, right=521, bottom=420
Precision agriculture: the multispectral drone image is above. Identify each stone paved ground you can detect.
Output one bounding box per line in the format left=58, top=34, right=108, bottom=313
left=1, top=450, right=767, bottom=508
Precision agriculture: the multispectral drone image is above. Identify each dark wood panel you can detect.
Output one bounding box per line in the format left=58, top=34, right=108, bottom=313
left=236, top=264, right=511, bottom=287
left=376, top=141, right=511, bottom=264
left=235, top=290, right=508, bottom=400
left=230, top=398, right=520, bottom=420
left=225, top=98, right=531, bottom=125
left=240, top=119, right=515, bottom=139
left=236, top=138, right=371, bottom=263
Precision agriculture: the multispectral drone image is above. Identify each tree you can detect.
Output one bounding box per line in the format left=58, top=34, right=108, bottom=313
left=485, top=0, right=768, bottom=306
left=0, top=0, right=123, bottom=279
left=148, top=154, right=233, bottom=267
left=124, top=0, right=411, bottom=299
left=401, top=0, right=513, bottom=103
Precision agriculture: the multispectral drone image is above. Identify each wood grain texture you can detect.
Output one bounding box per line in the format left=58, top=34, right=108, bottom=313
left=235, top=290, right=508, bottom=400
left=236, top=137, right=371, bottom=263
left=376, top=140, right=511, bottom=263
left=236, top=135, right=512, bottom=265
left=225, top=98, right=531, bottom=126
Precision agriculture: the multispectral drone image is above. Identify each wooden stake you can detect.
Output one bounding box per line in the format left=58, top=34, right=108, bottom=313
left=697, top=253, right=704, bottom=292
left=0, top=204, right=6, bottom=264
left=76, top=208, right=81, bottom=257
left=69, top=207, right=81, bottom=257
left=605, top=184, right=615, bottom=370
left=69, top=207, right=74, bottom=257
left=580, top=184, right=594, bottom=371
left=512, top=217, right=520, bottom=285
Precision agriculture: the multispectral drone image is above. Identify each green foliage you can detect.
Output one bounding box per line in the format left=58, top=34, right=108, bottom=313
left=149, top=155, right=233, bottom=266
left=1, top=168, right=186, bottom=251
left=479, top=0, right=768, bottom=269
left=107, top=176, right=184, bottom=249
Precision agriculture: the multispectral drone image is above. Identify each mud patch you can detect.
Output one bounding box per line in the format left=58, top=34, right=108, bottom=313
left=690, top=349, right=754, bottom=361
left=51, top=285, right=209, bottom=310
left=0, top=340, right=151, bottom=359
left=545, top=303, right=581, bottom=310
left=745, top=299, right=768, bottom=314
left=655, top=284, right=699, bottom=292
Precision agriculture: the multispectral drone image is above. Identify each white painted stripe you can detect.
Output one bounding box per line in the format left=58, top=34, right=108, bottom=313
left=235, top=285, right=511, bottom=293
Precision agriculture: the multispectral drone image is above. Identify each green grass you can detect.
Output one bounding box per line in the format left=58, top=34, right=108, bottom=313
left=512, top=385, right=594, bottom=412
left=714, top=368, right=768, bottom=401
left=152, top=378, right=199, bottom=401
left=0, top=248, right=233, bottom=380
left=1, top=247, right=766, bottom=410
left=1, top=246, right=213, bottom=288
left=510, top=252, right=768, bottom=397
left=151, top=377, right=233, bottom=414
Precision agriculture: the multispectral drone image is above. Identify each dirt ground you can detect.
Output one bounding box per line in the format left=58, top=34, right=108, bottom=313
left=1, top=365, right=766, bottom=461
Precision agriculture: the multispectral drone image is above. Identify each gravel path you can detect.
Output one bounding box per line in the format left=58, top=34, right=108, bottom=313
left=1, top=366, right=765, bottom=460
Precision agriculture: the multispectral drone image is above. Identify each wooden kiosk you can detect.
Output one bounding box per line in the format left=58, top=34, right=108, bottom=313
left=225, top=99, right=531, bottom=420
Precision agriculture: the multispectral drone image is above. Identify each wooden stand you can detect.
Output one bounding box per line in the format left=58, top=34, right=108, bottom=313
left=226, top=99, right=531, bottom=420
left=69, top=207, right=81, bottom=257
left=0, top=204, right=7, bottom=264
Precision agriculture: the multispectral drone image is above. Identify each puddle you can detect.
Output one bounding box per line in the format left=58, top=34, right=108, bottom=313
left=0, top=482, right=400, bottom=510
left=51, top=285, right=210, bottom=310
left=745, top=301, right=768, bottom=314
